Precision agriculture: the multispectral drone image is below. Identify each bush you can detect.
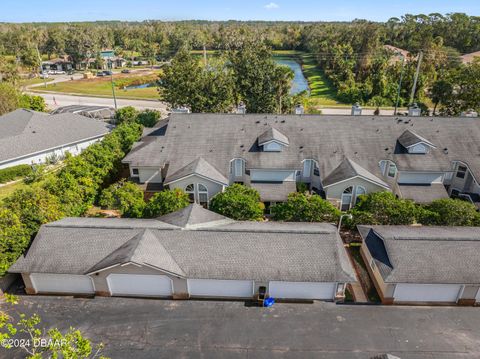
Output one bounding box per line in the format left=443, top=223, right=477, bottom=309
left=0, top=209, right=29, bottom=276
left=99, top=180, right=145, bottom=218
left=420, top=198, right=480, bottom=226
left=18, top=93, right=47, bottom=112
left=0, top=164, right=32, bottom=184
left=137, top=109, right=160, bottom=127
left=114, top=106, right=138, bottom=124
left=144, top=189, right=190, bottom=217
left=271, top=192, right=340, bottom=222
left=209, top=184, right=264, bottom=221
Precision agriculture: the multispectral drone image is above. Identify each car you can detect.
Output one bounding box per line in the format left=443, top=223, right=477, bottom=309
left=96, top=71, right=105, bottom=77
left=103, top=70, right=113, bottom=76
left=67, top=70, right=74, bottom=75
left=121, top=69, right=131, bottom=74
left=39, top=73, right=49, bottom=79
left=55, top=70, right=66, bottom=75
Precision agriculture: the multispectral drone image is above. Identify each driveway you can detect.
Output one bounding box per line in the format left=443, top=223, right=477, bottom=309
left=4, top=295, right=480, bottom=359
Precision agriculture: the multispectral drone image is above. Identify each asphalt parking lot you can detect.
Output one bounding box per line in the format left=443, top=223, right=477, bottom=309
left=3, top=295, right=480, bottom=359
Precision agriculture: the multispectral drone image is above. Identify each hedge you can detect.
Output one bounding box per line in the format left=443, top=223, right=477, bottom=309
left=0, top=164, right=32, bottom=184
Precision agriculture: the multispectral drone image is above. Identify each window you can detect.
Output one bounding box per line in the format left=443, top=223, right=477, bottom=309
left=263, top=141, right=283, bottom=152
left=185, top=184, right=195, bottom=203
left=456, top=165, right=467, bottom=179
left=313, top=162, right=320, bottom=176
left=198, top=184, right=208, bottom=208
left=387, top=163, right=397, bottom=178
left=303, top=159, right=312, bottom=177
left=132, top=168, right=139, bottom=176
left=341, top=186, right=353, bottom=211
left=231, top=159, right=244, bottom=177
left=355, top=186, right=366, bottom=204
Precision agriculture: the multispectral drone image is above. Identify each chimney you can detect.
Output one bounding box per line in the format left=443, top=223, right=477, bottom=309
left=171, top=106, right=190, bottom=114
left=461, top=109, right=478, bottom=118
left=351, top=103, right=362, bottom=116
left=236, top=102, right=246, bottom=114
left=294, top=104, right=304, bottom=115
left=408, top=103, right=421, bottom=117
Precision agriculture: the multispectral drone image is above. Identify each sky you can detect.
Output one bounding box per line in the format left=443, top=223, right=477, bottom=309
left=1, top=0, right=479, bottom=23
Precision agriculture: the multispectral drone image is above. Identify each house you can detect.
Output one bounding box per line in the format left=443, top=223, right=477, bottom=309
left=41, top=56, right=73, bottom=72
left=100, top=49, right=127, bottom=69
left=50, top=105, right=116, bottom=121
left=0, top=109, right=111, bottom=169
left=122, top=113, right=480, bottom=210
left=460, top=50, right=480, bottom=65
left=358, top=225, right=480, bottom=306
left=9, top=204, right=356, bottom=301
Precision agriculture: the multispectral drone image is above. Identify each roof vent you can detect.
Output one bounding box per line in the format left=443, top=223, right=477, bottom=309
left=351, top=102, right=362, bottom=116
left=408, top=103, right=421, bottom=117
left=443, top=148, right=448, bottom=154
left=295, top=104, right=304, bottom=115
left=236, top=102, right=246, bottom=114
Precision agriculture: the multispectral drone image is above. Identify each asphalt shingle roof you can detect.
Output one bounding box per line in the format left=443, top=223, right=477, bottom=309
left=157, top=203, right=232, bottom=228
left=122, top=113, right=480, bottom=186
left=257, top=126, right=289, bottom=146
left=250, top=181, right=297, bottom=201
left=10, top=207, right=356, bottom=283
left=397, top=129, right=435, bottom=148
left=322, top=158, right=389, bottom=187
left=164, top=157, right=228, bottom=185
left=0, top=109, right=111, bottom=164
left=358, top=225, right=480, bottom=284
left=396, top=183, right=449, bottom=203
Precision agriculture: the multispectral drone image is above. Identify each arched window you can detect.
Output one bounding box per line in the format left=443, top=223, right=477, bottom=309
left=341, top=186, right=353, bottom=211
left=185, top=184, right=195, bottom=203
left=198, top=184, right=208, bottom=208
left=231, top=158, right=245, bottom=177
left=355, top=186, right=366, bottom=204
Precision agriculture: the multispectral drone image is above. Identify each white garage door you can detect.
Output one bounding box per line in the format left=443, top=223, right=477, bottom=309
left=394, top=283, right=462, bottom=302
left=187, top=279, right=254, bottom=298
left=268, top=281, right=336, bottom=300
left=31, top=273, right=94, bottom=294
left=107, top=274, right=172, bottom=296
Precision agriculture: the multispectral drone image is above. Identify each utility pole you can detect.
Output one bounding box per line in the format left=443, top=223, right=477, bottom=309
left=394, top=55, right=405, bottom=116
left=35, top=46, right=47, bottom=89
left=203, top=44, right=207, bottom=67
left=410, top=50, right=423, bottom=105
left=109, top=60, right=117, bottom=110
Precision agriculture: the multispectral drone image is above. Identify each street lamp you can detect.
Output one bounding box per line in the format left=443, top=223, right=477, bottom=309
left=109, top=60, right=117, bottom=110
left=337, top=214, right=353, bottom=232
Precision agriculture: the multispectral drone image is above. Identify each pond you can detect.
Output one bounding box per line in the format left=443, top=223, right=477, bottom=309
left=125, top=82, right=156, bottom=90
left=274, top=57, right=309, bottom=95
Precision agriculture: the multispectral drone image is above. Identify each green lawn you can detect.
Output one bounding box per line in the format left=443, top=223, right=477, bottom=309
left=35, top=76, right=160, bottom=100
left=19, top=77, right=54, bottom=87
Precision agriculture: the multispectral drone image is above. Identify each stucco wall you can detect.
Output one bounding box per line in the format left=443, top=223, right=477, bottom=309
left=325, top=177, right=388, bottom=203
left=137, top=167, right=163, bottom=183
left=168, top=175, right=224, bottom=203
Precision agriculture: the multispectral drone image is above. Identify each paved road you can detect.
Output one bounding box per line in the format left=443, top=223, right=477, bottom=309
left=5, top=295, right=480, bottom=359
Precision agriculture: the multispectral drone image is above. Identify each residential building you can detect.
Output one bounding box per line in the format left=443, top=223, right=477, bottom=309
left=0, top=109, right=111, bottom=169
left=122, top=113, right=480, bottom=210
left=41, top=56, right=73, bottom=72
left=358, top=225, right=480, bottom=306
left=9, top=204, right=356, bottom=302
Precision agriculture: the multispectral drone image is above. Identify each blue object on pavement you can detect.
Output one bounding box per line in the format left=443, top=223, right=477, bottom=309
left=264, top=297, right=275, bottom=307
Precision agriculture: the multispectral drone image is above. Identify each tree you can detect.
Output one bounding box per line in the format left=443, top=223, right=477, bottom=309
left=0, top=209, right=29, bottom=276
left=99, top=180, right=145, bottom=218
left=271, top=192, right=340, bottom=222
left=420, top=198, right=480, bottom=226
left=350, top=191, right=417, bottom=226
left=0, top=82, right=20, bottom=115
left=209, top=184, right=264, bottom=221
left=136, top=109, right=160, bottom=127
left=2, top=186, right=64, bottom=236
left=429, top=79, right=453, bottom=115
left=144, top=189, right=190, bottom=217
left=114, top=106, right=138, bottom=124
left=18, top=94, right=47, bottom=112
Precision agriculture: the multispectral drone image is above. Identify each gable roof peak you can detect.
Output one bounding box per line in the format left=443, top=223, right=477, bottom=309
left=397, top=129, right=435, bottom=149
left=157, top=203, right=233, bottom=228
left=258, top=126, right=289, bottom=146
left=164, top=156, right=228, bottom=185
left=323, top=157, right=389, bottom=188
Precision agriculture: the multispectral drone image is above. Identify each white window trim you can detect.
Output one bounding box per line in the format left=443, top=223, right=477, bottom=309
left=197, top=183, right=209, bottom=207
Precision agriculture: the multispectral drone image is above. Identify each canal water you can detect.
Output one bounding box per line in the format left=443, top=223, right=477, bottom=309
left=274, top=57, right=309, bottom=95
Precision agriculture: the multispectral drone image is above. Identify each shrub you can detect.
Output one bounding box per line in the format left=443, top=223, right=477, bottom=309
left=209, top=184, right=264, bottom=221
left=0, top=209, right=29, bottom=276
left=0, top=164, right=32, bottom=184
left=271, top=192, right=340, bottom=222
left=99, top=180, right=145, bottom=218
left=137, top=109, right=160, bottom=127
left=18, top=93, right=47, bottom=112
left=420, top=198, right=480, bottom=226
left=114, top=106, right=138, bottom=124
left=144, top=189, right=190, bottom=217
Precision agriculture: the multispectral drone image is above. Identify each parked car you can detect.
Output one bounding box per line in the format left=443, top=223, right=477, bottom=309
left=96, top=71, right=105, bottom=77
left=39, top=73, right=49, bottom=79
left=103, top=70, right=113, bottom=76
left=121, top=69, right=131, bottom=74
left=55, top=70, right=66, bottom=75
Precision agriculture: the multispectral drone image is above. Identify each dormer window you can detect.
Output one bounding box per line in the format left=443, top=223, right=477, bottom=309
left=230, top=158, right=245, bottom=177
left=397, top=129, right=436, bottom=154
left=387, top=163, right=397, bottom=178
left=258, top=127, right=289, bottom=152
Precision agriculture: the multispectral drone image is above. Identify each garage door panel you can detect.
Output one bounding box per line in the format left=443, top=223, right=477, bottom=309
left=188, top=279, right=254, bottom=298
left=31, top=273, right=94, bottom=294
left=269, top=281, right=336, bottom=300
left=394, top=284, right=461, bottom=302
left=107, top=274, right=172, bottom=296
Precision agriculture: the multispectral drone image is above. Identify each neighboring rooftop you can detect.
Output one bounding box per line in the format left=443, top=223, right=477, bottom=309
left=322, top=157, right=389, bottom=188
left=10, top=205, right=355, bottom=283
left=0, top=109, right=111, bottom=164
left=358, top=225, right=480, bottom=284
left=51, top=105, right=115, bottom=120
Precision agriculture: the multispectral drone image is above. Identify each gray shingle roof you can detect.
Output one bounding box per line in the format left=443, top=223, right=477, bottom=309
left=396, top=183, right=449, bottom=203
left=122, top=114, right=480, bottom=186
left=322, top=158, right=389, bottom=188
left=258, top=126, right=289, bottom=146
left=10, top=208, right=355, bottom=283
left=0, top=109, right=111, bottom=164
left=164, top=157, right=228, bottom=185
left=358, top=225, right=480, bottom=284
left=250, top=181, right=297, bottom=201
left=157, top=203, right=233, bottom=228
left=397, top=129, right=435, bottom=148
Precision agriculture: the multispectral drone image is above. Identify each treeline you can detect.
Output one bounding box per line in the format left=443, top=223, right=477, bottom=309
left=0, top=122, right=143, bottom=275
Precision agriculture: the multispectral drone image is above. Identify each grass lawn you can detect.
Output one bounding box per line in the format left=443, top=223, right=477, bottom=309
left=35, top=75, right=161, bottom=100
left=19, top=77, right=54, bottom=87
left=0, top=181, right=27, bottom=202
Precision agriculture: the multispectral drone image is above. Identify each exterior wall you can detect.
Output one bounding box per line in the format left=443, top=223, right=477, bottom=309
left=360, top=243, right=394, bottom=303
left=325, top=177, right=388, bottom=207
left=136, top=167, right=163, bottom=183
left=250, top=169, right=296, bottom=182
left=0, top=136, right=105, bottom=170
left=449, top=162, right=480, bottom=194
left=397, top=171, right=444, bottom=184
left=168, top=175, right=224, bottom=203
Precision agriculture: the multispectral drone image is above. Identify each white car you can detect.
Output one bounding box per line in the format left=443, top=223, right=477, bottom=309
left=55, top=70, right=66, bottom=75
left=39, top=73, right=49, bottom=79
